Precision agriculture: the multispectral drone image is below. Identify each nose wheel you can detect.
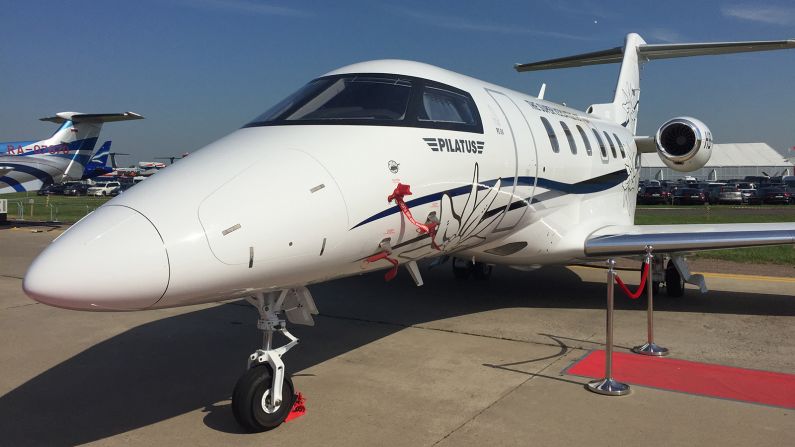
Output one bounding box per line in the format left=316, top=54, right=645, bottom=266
left=232, top=288, right=318, bottom=432
left=233, top=364, right=296, bottom=431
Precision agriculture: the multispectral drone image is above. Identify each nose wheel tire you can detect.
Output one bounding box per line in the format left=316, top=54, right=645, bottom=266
left=232, top=364, right=295, bottom=432
left=665, top=260, right=685, bottom=298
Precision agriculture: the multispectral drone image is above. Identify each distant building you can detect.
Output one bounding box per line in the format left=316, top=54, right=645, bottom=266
left=640, top=143, right=793, bottom=181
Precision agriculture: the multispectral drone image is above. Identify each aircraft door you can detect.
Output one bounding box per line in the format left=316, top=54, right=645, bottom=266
left=485, top=90, right=537, bottom=232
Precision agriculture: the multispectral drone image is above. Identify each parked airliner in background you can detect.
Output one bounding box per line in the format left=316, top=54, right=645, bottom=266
left=23, top=34, right=795, bottom=431
left=0, top=112, right=143, bottom=194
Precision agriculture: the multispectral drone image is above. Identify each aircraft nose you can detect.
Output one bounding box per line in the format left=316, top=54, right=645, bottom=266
left=23, top=205, right=169, bottom=311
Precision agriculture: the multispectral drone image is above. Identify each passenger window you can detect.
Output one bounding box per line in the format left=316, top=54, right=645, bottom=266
left=419, top=86, right=476, bottom=125
left=540, top=117, right=559, bottom=153
left=603, top=131, right=617, bottom=158
left=560, top=121, right=577, bottom=154
left=576, top=125, right=592, bottom=156
left=613, top=133, right=626, bottom=158
left=592, top=129, right=607, bottom=158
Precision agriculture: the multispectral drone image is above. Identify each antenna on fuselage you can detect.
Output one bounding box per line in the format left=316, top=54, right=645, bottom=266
left=537, top=83, right=546, bottom=100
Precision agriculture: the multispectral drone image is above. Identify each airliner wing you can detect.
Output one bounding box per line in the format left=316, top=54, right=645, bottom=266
left=584, top=223, right=795, bottom=257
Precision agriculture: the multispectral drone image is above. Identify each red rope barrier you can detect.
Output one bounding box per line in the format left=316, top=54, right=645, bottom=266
left=388, top=183, right=441, bottom=250
left=614, top=262, right=650, bottom=299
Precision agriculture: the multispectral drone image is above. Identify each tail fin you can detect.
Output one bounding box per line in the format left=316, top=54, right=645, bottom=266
left=39, top=112, right=143, bottom=181
left=515, top=34, right=795, bottom=135
left=90, top=141, right=112, bottom=167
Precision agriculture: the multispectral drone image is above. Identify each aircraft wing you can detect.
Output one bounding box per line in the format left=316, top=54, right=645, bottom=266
left=584, top=223, right=795, bottom=257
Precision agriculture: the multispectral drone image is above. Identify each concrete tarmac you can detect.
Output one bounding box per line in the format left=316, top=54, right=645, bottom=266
left=0, top=226, right=793, bottom=446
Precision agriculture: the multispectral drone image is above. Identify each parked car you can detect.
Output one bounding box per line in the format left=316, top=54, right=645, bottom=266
left=758, top=186, right=791, bottom=205
left=638, top=186, right=667, bottom=205
left=38, top=183, right=67, bottom=195
left=87, top=181, right=121, bottom=196
left=63, top=182, right=90, bottom=196
left=672, top=187, right=706, bottom=205
left=701, top=183, right=725, bottom=204
left=716, top=186, right=743, bottom=205
left=109, top=182, right=134, bottom=196
left=662, top=185, right=678, bottom=204
left=745, top=189, right=763, bottom=205
left=37, top=184, right=55, bottom=195
left=729, top=182, right=756, bottom=204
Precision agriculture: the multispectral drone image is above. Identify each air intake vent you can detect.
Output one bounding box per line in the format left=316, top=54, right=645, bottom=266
left=659, top=122, right=696, bottom=156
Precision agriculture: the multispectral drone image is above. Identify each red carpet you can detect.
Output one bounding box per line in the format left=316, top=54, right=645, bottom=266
left=567, top=350, right=795, bottom=409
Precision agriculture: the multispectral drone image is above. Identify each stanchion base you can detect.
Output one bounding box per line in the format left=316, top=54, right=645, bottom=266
left=632, top=343, right=669, bottom=356
left=586, top=378, right=631, bottom=396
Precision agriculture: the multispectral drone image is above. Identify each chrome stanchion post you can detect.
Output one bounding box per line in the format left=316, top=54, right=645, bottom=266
left=632, top=246, right=669, bottom=356
left=587, top=258, right=631, bottom=396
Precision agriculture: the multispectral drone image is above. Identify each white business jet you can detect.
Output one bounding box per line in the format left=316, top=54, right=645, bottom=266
left=23, top=34, right=795, bottom=431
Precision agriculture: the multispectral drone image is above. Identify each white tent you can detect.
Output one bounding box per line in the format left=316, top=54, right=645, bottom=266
left=640, top=143, right=792, bottom=181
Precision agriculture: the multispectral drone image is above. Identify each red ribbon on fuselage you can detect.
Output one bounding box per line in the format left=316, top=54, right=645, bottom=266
left=388, top=183, right=440, bottom=250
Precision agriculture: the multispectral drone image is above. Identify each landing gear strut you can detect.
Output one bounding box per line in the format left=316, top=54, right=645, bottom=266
left=232, top=288, right=318, bottom=432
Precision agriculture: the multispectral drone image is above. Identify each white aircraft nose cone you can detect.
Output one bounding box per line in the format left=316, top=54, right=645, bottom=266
left=23, top=205, right=169, bottom=311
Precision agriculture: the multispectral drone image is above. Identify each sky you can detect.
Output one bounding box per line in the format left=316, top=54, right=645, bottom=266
left=2, top=0, right=794, bottom=165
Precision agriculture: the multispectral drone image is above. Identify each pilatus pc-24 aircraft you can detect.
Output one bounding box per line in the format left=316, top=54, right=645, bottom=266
left=0, top=112, right=142, bottom=193
left=23, top=34, right=795, bottom=431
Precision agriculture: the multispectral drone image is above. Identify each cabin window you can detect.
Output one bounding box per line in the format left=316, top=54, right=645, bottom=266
left=576, top=125, right=592, bottom=156
left=613, top=133, right=626, bottom=158
left=540, top=117, right=559, bottom=153
left=419, top=86, right=477, bottom=125
left=603, top=131, right=617, bottom=158
left=592, top=129, right=607, bottom=158
left=560, top=121, right=577, bottom=154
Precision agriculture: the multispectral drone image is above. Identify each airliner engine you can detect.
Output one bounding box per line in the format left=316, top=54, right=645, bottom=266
left=655, top=117, right=712, bottom=172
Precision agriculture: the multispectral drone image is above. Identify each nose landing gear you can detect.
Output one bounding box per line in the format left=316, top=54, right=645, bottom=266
left=232, top=287, right=318, bottom=432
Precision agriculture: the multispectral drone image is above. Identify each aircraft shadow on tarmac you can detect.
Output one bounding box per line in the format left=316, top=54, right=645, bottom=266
left=0, top=265, right=792, bottom=445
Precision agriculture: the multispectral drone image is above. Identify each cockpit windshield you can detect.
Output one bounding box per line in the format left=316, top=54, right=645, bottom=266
left=245, top=73, right=483, bottom=133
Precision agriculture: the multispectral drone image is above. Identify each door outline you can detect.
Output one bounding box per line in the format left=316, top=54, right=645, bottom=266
left=485, top=89, right=538, bottom=232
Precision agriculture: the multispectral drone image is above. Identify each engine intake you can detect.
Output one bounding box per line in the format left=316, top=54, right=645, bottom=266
left=655, top=117, right=712, bottom=172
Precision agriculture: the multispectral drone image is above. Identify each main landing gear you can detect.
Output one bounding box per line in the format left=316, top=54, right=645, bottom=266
left=232, top=287, right=318, bottom=432
left=637, top=255, right=704, bottom=299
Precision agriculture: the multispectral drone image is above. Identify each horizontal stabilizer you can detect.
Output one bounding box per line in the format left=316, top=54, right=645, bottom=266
left=40, top=112, right=144, bottom=124
left=515, top=38, right=795, bottom=72
left=585, top=223, right=795, bottom=257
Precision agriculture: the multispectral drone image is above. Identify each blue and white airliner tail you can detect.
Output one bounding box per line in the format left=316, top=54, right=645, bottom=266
left=82, top=141, right=114, bottom=180
left=0, top=112, right=143, bottom=194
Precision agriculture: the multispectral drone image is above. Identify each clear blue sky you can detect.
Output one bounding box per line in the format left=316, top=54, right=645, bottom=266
left=2, top=0, right=793, bottom=165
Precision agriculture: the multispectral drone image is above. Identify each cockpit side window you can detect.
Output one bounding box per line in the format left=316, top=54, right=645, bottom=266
left=419, top=86, right=476, bottom=125
left=244, top=73, right=483, bottom=133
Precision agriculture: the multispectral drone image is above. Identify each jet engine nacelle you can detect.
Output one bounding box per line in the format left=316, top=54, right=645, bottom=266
left=655, top=117, right=713, bottom=172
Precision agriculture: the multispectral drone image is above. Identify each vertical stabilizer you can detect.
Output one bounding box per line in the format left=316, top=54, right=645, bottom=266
left=586, top=33, right=645, bottom=134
